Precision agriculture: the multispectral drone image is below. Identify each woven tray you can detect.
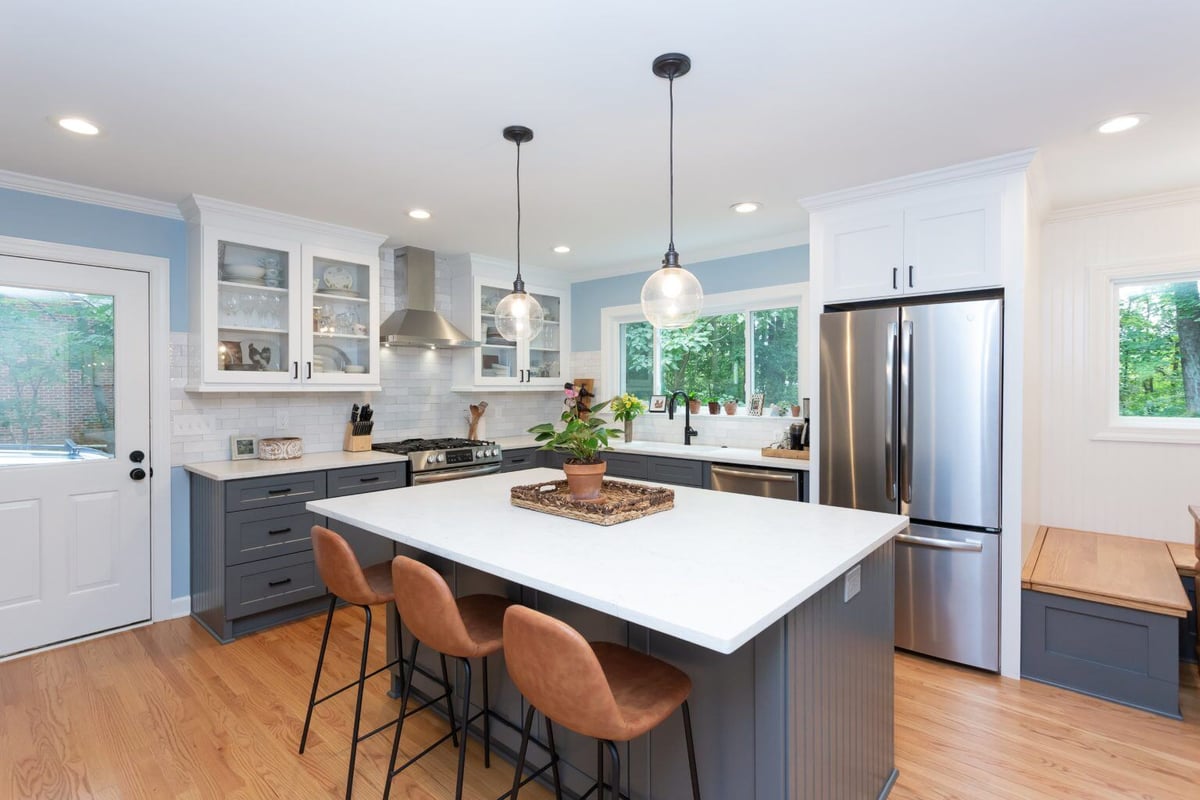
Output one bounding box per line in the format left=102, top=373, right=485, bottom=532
left=510, top=479, right=674, bottom=526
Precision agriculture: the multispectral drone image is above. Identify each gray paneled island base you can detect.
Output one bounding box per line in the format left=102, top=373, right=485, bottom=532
left=308, top=468, right=906, bottom=799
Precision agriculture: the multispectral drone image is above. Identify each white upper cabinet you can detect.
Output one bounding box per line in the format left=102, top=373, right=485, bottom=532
left=181, top=196, right=385, bottom=392
left=812, top=169, right=1011, bottom=304
left=449, top=256, right=571, bottom=391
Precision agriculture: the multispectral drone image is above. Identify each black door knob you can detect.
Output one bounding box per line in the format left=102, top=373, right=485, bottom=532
left=130, top=467, right=147, bottom=481
left=130, top=450, right=145, bottom=463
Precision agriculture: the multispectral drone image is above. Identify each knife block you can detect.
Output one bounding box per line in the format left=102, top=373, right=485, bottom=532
left=343, top=423, right=372, bottom=452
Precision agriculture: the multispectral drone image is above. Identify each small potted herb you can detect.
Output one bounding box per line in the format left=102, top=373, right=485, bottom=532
left=706, top=396, right=721, bottom=415
left=722, top=397, right=739, bottom=416
left=687, top=392, right=701, bottom=415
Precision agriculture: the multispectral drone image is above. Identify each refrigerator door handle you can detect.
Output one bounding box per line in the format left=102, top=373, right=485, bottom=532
left=884, top=322, right=898, bottom=501
left=900, top=319, right=914, bottom=505
left=896, top=532, right=984, bottom=552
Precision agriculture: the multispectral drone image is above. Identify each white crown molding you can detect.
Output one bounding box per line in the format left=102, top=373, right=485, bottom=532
left=800, top=148, right=1039, bottom=212
left=0, top=168, right=183, bottom=219
left=1046, top=186, right=1200, bottom=224
left=179, top=194, right=386, bottom=248
left=567, top=230, right=812, bottom=284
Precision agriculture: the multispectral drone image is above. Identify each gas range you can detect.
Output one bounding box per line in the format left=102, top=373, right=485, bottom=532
left=372, top=437, right=503, bottom=484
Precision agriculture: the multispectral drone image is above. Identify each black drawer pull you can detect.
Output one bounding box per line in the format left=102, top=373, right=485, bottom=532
left=511, top=457, right=527, bottom=463
left=267, top=578, right=293, bottom=587
left=358, top=476, right=380, bottom=483
left=267, top=527, right=292, bottom=535
left=267, top=488, right=292, bottom=495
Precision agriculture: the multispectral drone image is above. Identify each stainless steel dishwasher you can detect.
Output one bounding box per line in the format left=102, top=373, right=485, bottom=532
left=710, top=463, right=801, bottom=501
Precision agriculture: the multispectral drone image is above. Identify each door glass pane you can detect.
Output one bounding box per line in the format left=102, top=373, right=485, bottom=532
left=752, top=307, right=800, bottom=408
left=528, top=292, right=560, bottom=379
left=0, top=285, right=116, bottom=465
left=217, top=240, right=289, bottom=374
left=660, top=312, right=746, bottom=405
left=621, top=321, right=653, bottom=399
left=312, top=256, right=371, bottom=374
left=480, top=284, right=516, bottom=378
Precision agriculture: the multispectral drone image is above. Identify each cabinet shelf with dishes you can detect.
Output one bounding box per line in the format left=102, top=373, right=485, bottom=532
left=183, top=195, right=385, bottom=392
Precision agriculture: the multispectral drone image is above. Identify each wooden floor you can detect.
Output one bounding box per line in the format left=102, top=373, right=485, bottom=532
left=2, top=613, right=1198, bottom=799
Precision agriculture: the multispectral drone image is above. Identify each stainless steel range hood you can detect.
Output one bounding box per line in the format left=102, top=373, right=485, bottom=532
left=379, top=246, right=478, bottom=349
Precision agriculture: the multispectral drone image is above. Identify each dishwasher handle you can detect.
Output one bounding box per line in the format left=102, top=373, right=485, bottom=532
left=710, top=465, right=799, bottom=482
left=895, top=532, right=983, bottom=552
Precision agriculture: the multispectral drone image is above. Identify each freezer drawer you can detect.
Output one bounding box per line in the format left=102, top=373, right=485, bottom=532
left=895, top=524, right=999, bottom=671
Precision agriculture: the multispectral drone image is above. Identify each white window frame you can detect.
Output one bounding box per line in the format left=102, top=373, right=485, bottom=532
left=1089, top=255, right=1200, bottom=444
left=601, top=283, right=808, bottom=411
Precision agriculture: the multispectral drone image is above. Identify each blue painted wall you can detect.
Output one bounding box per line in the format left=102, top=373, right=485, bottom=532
left=570, top=245, right=809, bottom=351
left=0, top=186, right=191, bottom=597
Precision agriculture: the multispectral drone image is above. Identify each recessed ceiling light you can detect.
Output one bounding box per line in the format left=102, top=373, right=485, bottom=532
left=1097, top=114, right=1147, bottom=134
left=731, top=201, right=761, bottom=214
left=57, top=117, right=100, bottom=136
left=408, top=208, right=432, bottom=220
left=552, top=245, right=571, bottom=254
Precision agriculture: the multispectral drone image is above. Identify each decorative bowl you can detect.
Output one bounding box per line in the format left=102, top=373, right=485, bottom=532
left=224, top=264, right=267, bottom=280
left=258, top=436, right=303, bottom=460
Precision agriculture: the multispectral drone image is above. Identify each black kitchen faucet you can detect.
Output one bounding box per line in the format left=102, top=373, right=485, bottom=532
left=666, top=390, right=699, bottom=445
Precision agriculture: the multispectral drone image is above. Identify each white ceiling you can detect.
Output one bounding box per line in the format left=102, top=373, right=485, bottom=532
left=3, top=1, right=1199, bottom=277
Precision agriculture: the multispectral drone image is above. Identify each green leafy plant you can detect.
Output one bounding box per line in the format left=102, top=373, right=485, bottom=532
left=609, top=393, right=646, bottom=422
left=529, top=398, right=622, bottom=464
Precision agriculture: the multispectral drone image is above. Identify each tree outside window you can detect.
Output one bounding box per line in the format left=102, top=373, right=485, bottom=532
left=1118, top=277, right=1200, bottom=417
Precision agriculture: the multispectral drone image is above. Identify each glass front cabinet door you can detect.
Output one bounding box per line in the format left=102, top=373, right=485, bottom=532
left=184, top=198, right=383, bottom=392
left=473, top=279, right=566, bottom=387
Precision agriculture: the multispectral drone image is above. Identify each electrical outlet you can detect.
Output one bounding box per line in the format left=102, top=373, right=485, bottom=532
left=275, top=408, right=289, bottom=431
left=172, top=414, right=214, bottom=436
left=844, top=564, right=862, bottom=603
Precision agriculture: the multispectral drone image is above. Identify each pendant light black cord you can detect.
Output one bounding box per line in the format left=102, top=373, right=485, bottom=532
left=668, top=73, right=675, bottom=254
left=514, top=138, right=524, bottom=291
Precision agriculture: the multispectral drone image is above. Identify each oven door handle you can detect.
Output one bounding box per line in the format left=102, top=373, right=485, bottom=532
left=412, top=462, right=502, bottom=484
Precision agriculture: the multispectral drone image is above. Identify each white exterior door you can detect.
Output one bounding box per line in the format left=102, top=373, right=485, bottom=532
left=0, top=255, right=152, bottom=657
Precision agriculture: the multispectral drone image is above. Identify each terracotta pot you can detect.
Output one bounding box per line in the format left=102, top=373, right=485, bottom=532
left=707, top=401, right=721, bottom=415
left=723, top=402, right=738, bottom=415
left=688, top=399, right=701, bottom=414
left=563, top=460, right=606, bottom=501
left=791, top=405, right=802, bottom=417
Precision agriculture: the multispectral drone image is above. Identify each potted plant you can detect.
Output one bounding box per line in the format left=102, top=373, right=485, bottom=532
left=723, top=396, right=739, bottom=415
left=706, top=396, right=721, bottom=415
left=529, top=394, right=621, bottom=501
left=687, top=392, right=701, bottom=415
left=610, top=393, right=647, bottom=443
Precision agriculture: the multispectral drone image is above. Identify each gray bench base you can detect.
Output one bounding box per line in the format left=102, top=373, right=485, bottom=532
left=1021, top=589, right=1181, bottom=719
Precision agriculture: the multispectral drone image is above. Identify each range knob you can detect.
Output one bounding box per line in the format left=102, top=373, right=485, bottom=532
left=433, top=453, right=444, bottom=463
left=476, top=449, right=484, bottom=458
left=488, top=449, right=497, bottom=457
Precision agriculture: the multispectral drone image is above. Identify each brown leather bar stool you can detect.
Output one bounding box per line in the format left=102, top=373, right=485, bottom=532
left=384, top=556, right=557, bottom=800
left=503, top=605, right=702, bottom=800
left=300, top=527, right=459, bottom=800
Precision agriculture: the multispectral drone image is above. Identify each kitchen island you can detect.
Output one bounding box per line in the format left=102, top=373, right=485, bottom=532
left=308, top=468, right=905, bottom=799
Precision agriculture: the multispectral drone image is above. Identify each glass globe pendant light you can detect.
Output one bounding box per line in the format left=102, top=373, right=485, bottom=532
left=641, top=52, right=703, bottom=329
left=495, top=125, right=545, bottom=342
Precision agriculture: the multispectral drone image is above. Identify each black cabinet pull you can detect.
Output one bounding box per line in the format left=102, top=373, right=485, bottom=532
left=267, top=527, right=292, bottom=535
left=267, top=578, right=293, bottom=587
left=358, top=475, right=380, bottom=483
left=892, top=267, right=898, bottom=290
left=908, top=264, right=914, bottom=288
left=267, top=488, right=292, bottom=495
left=306, top=361, right=312, bottom=379
left=292, top=361, right=298, bottom=379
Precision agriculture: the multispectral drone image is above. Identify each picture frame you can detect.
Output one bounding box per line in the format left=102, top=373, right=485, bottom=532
left=749, top=393, right=766, bottom=417
left=648, top=394, right=667, bottom=413
left=230, top=434, right=258, bottom=460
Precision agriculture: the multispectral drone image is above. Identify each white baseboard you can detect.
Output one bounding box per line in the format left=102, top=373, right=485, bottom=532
left=169, top=596, right=192, bottom=619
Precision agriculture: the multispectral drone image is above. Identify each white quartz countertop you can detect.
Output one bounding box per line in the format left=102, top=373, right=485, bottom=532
left=308, top=468, right=903, bottom=654
left=184, top=450, right=407, bottom=481
left=493, top=436, right=810, bottom=471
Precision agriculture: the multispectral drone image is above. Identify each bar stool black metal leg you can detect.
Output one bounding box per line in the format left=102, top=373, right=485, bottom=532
left=344, top=604, right=372, bottom=800
left=682, top=700, right=701, bottom=800
left=509, top=705, right=536, bottom=800
left=482, top=655, right=492, bottom=768
left=440, top=653, right=460, bottom=747
left=299, top=594, right=336, bottom=754
left=383, top=638, right=420, bottom=800
left=544, top=717, right=564, bottom=800
left=597, top=740, right=605, bottom=800
left=454, top=658, right=473, bottom=800
left=604, top=740, right=621, bottom=800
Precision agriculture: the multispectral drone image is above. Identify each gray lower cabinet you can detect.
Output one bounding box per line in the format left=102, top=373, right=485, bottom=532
left=190, top=461, right=406, bottom=642
left=501, top=447, right=540, bottom=473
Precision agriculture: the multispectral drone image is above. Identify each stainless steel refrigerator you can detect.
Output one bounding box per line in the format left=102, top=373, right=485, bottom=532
left=819, top=297, right=1002, bottom=671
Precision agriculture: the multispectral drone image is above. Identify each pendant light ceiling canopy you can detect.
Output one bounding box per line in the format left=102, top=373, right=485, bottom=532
left=641, top=52, right=703, bottom=330
left=495, top=124, right=545, bottom=342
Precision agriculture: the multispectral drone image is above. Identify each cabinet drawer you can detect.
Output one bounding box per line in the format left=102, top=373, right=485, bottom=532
left=541, top=451, right=568, bottom=469
left=603, top=452, right=647, bottom=479
left=327, top=463, right=408, bottom=497
left=226, top=550, right=325, bottom=620
left=225, top=472, right=326, bottom=512
left=646, top=456, right=703, bottom=487
left=501, top=448, right=539, bottom=472
left=225, top=504, right=319, bottom=566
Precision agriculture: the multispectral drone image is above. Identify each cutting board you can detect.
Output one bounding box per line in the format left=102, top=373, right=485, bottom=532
left=761, top=447, right=809, bottom=460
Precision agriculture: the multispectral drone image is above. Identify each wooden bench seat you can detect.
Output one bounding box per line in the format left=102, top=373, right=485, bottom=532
left=1021, top=525, right=1190, bottom=719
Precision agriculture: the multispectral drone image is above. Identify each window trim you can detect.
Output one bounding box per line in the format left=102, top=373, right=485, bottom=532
left=601, top=283, right=808, bottom=412
left=1089, top=255, right=1200, bottom=444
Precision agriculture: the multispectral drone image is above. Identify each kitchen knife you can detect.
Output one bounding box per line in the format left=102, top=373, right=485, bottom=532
left=361, top=404, right=373, bottom=422
left=351, top=404, right=360, bottom=423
